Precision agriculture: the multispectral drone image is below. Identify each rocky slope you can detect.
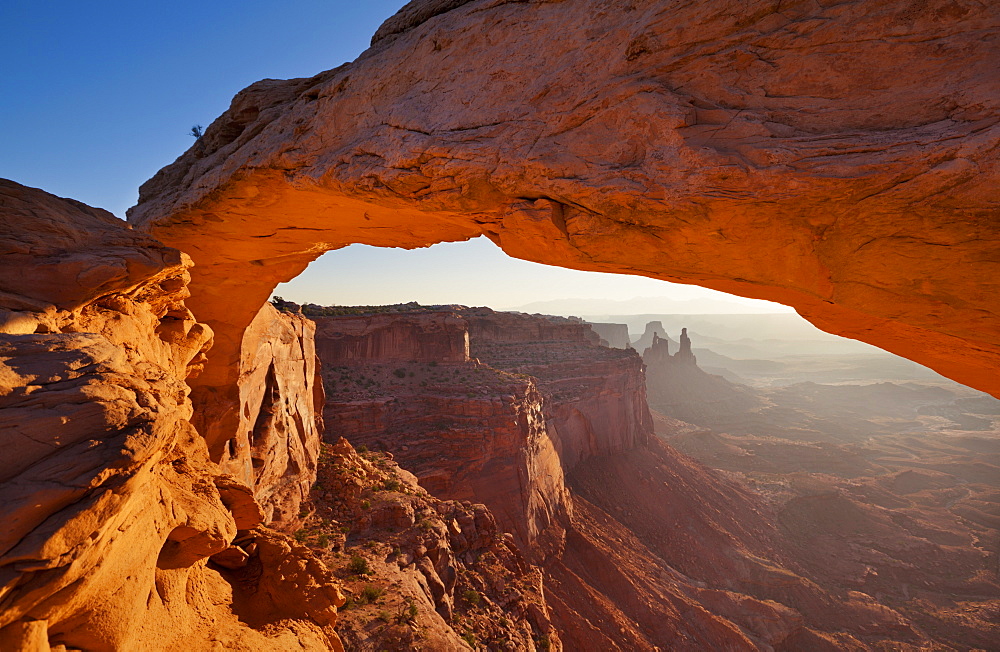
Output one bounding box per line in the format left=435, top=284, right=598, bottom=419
left=298, top=437, right=561, bottom=651
left=556, top=438, right=948, bottom=651
left=311, top=304, right=982, bottom=649
left=0, top=181, right=347, bottom=650
left=659, top=417, right=1000, bottom=650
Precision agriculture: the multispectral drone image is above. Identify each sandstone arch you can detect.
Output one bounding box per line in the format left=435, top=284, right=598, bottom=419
left=2, top=0, right=998, bottom=648
left=130, top=0, right=1000, bottom=435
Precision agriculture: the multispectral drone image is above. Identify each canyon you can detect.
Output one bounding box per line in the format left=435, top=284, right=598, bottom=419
left=644, top=325, right=1000, bottom=649
left=305, top=303, right=997, bottom=649
left=1, top=0, right=998, bottom=649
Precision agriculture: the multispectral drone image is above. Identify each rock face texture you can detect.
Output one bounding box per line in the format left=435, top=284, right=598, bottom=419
left=316, top=310, right=572, bottom=557
left=301, top=438, right=563, bottom=651
left=217, top=302, right=324, bottom=531
left=0, top=181, right=344, bottom=651
left=465, top=309, right=653, bottom=470
left=128, top=0, right=1000, bottom=405
left=313, top=310, right=469, bottom=363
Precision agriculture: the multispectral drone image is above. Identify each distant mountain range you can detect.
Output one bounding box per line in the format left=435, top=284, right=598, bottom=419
left=512, top=295, right=794, bottom=316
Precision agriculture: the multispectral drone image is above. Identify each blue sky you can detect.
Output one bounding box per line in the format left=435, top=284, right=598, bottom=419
left=1, top=1, right=402, bottom=215
left=1, top=1, right=789, bottom=313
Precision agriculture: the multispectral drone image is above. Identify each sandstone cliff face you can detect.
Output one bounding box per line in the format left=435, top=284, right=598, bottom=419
left=0, top=181, right=344, bottom=651
left=313, top=311, right=469, bottom=363
left=317, top=308, right=657, bottom=554
left=466, top=311, right=599, bottom=346
left=316, top=311, right=571, bottom=557
left=215, top=302, right=323, bottom=532
left=128, top=0, right=1000, bottom=404
left=463, top=309, right=653, bottom=470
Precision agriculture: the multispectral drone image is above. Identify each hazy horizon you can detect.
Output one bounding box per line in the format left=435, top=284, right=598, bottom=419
left=275, top=237, right=795, bottom=316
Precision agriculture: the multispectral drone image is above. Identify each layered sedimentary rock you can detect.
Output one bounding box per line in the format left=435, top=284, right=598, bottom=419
left=316, top=310, right=571, bottom=556
left=318, top=307, right=655, bottom=557
left=464, top=309, right=653, bottom=470
left=313, top=310, right=469, bottom=363
left=128, top=0, right=1000, bottom=407
left=0, top=181, right=344, bottom=651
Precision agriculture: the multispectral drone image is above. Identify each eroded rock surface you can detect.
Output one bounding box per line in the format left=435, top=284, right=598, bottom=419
left=128, top=0, right=1000, bottom=401
left=0, top=181, right=343, bottom=651
left=465, top=309, right=653, bottom=469
left=299, top=438, right=562, bottom=651
left=316, top=308, right=571, bottom=557
left=215, top=302, right=324, bottom=531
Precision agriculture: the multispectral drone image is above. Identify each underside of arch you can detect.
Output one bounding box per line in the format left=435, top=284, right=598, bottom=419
left=128, top=0, right=1000, bottom=455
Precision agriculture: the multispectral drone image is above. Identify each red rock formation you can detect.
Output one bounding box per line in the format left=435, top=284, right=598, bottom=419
left=128, top=0, right=1000, bottom=412
left=632, top=321, right=671, bottom=357
left=555, top=438, right=933, bottom=650
left=301, top=438, right=562, bottom=651
left=315, top=311, right=571, bottom=557
left=0, top=181, right=344, bottom=651
left=643, top=329, right=762, bottom=428
left=464, top=309, right=653, bottom=470
left=5, top=0, right=1000, bottom=647
left=317, top=308, right=657, bottom=553
left=214, top=302, right=324, bottom=531
left=465, top=310, right=599, bottom=346
left=313, top=310, right=469, bottom=363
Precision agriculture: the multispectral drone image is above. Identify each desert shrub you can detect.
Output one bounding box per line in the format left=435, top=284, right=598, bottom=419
left=398, top=599, right=418, bottom=623
left=361, top=585, right=383, bottom=603
left=382, top=478, right=400, bottom=492
left=461, top=631, right=477, bottom=647
left=463, top=589, right=480, bottom=607
left=393, top=368, right=407, bottom=378
left=348, top=554, right=370, bottom=575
